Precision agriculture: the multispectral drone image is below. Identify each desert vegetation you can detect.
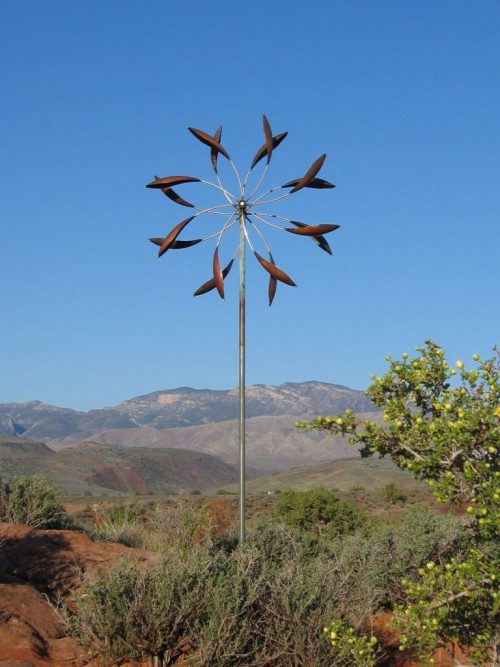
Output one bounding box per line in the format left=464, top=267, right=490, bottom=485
left=1, top=341, right=497, bottom=666
left=0, top=473, right=72, bottom=529
left=67, top=501, right=468, bottom=666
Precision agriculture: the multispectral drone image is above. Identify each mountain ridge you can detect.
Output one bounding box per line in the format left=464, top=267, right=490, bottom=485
left=0, top=381, right=374, bottom=442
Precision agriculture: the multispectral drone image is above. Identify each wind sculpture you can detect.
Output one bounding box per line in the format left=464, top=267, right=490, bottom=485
left=147, top=116, right=338, bottom=542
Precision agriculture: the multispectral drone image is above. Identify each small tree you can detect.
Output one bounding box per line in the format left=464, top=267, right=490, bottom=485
left=298, top=341, right=499, bottom=663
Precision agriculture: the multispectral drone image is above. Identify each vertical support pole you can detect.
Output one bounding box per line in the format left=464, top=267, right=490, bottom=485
left=238, top=209, right=246, bottom=544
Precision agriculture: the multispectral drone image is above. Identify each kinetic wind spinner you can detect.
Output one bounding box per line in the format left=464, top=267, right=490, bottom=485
left=147, top=116, right=338, bottom=541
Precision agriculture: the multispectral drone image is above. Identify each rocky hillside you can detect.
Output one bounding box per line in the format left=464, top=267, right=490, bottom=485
left=0, top=436, right=238, bottom=494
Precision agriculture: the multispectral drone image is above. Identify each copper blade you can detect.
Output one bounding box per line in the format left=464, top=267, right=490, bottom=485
left=250, top=132, right=288, bottom=169
left=150, top=237, right=202, bottom=249
left=151, top=176, right=195, bottom=207
left=193, top=259, right=234, bottom=297
left=286, top=224, right=340, bottom=236
left=268, top=252, right=277, bottom=306
left=290, top=154, right=327, bottom=193
left=213, top=247, right=225, bottom=299
left=157, top=216, right=196, bottom=257
left=147, top=175, right=200, bottom=189
left=262, top=114, right=273, bottom=164
left=281, top=176, right=335, bottom=189
left=288, top=221, right=333, bottom=255
left=188, top=127, right=230, bottom=160
left=162, top=187, right=195, bottom=208
left=210, top=126, right=223, bottom=173
left=254, top=252, right=296, bottom=287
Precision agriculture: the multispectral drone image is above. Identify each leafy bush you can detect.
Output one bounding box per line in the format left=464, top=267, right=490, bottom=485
left=272, top=486, right=366, bottom=536
left=0, top=474, right=71, bottom=529
left=299, top=341, right=500, bottom=662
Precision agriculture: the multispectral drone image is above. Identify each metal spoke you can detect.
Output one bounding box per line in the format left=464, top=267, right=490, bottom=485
left=199, top=178, right=237, bottom=202
left=248, top=217, right=273, bottom=255
left=249, top=212, right=288, bottom=233
left=251, top=190, right=294, bottom=207
left=215, top=213, right=237, bottom=249
left=229, top=158, right=244, bottom=197
left=200, top=219, right=238, bottom=242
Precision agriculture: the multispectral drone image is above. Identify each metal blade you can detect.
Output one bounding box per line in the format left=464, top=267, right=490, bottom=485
left=157, top=216, right=196, bottom=257
left=193, top=259, right=234, bottom=297
left=149, top=237, right=202, bottom=249
left=188, top=127, right=230, bottom=159
left=250, top=132, right=288, bottom=170
left=161, top=187, right=195, bottom=208
left=213, top=246, right=225, bottom=299
left=254, top=252, right=296, bottom=287
left=290, top=154, right=327, bottom=193
left=262, top=114, right=273, bottom=165
left=286, top=224, right=340, bottom=236
left=287, top=221, right=334, bottom=255
left=281, top=176, right=335, bottom=190
left=211, top=126, right=223, bottom=173
left=268, top=252, right=277, bottom=306
left=147, top=175, right=200, bottom=189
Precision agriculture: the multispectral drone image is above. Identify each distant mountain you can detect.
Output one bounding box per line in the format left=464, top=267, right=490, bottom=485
left=88, top=414, right=373, bottom=472
left=0, top=436, right=237, bottom=494
left=0, top=381, right=373, bottom=438
left=0, top=382, right=377, bottom=472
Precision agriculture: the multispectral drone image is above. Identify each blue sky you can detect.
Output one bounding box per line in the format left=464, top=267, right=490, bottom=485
left=1, top=1, right=499, bottom=410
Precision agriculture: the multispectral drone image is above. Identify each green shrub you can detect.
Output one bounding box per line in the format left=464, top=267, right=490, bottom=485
left=273, top=486, right=366, bottom=536
left=0, top=475, right=71, bottom=529
left=89, top=504, right=146, bottom=548
left=380, top=481, right=407, bottom=504
left=299, top=342, right=500, bottom=662
left=69, top=550, right=211, bottom=665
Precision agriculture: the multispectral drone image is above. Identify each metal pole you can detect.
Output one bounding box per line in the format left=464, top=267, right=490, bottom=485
left=238, top=208, right=246, bottom=544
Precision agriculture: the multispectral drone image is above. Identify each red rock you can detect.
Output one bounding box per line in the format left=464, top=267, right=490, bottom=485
left=0, top=524, right=159, bottom=666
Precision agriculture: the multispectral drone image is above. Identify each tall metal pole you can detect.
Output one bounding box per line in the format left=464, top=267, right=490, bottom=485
left=238, top=207, right=246, bottom=544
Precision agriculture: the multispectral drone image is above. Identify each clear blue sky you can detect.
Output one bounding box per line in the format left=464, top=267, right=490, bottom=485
left=1, top=1, right=499, bottom=410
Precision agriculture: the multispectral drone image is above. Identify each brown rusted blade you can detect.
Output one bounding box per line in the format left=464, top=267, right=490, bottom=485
left=210, top=126, right=223, bottom=173
left=286, top=224, right=340, bottom=236
left=149, top=237, right=202, bottom=250
left=250, top=132, right=288, bottom=169
left=213, top=247, right=225, bottom=299
left=287, top=221, right=334, bottom=255
left=262, top=115, right=273, bottom=165
left=281, top=177, right=335, bottom=189
left=147, top=175, right=200, bottom=189
left=254, top=252, right=296, bottom=287
left=193, top=259, right=234, bottom=297
left=188, top=127, right=230, bottom=160
left=157, top=216, right=196, bottom=257
left=162, top=187, right=195, bottom=208
left=151, top=176, right=195, bottom=207
left=290, top=154, right=327, bottom=194
left=268, top=253, right=277, bottom=306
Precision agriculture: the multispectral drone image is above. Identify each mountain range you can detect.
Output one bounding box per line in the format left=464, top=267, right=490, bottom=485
left=0, top=382, right=378, bottom=486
